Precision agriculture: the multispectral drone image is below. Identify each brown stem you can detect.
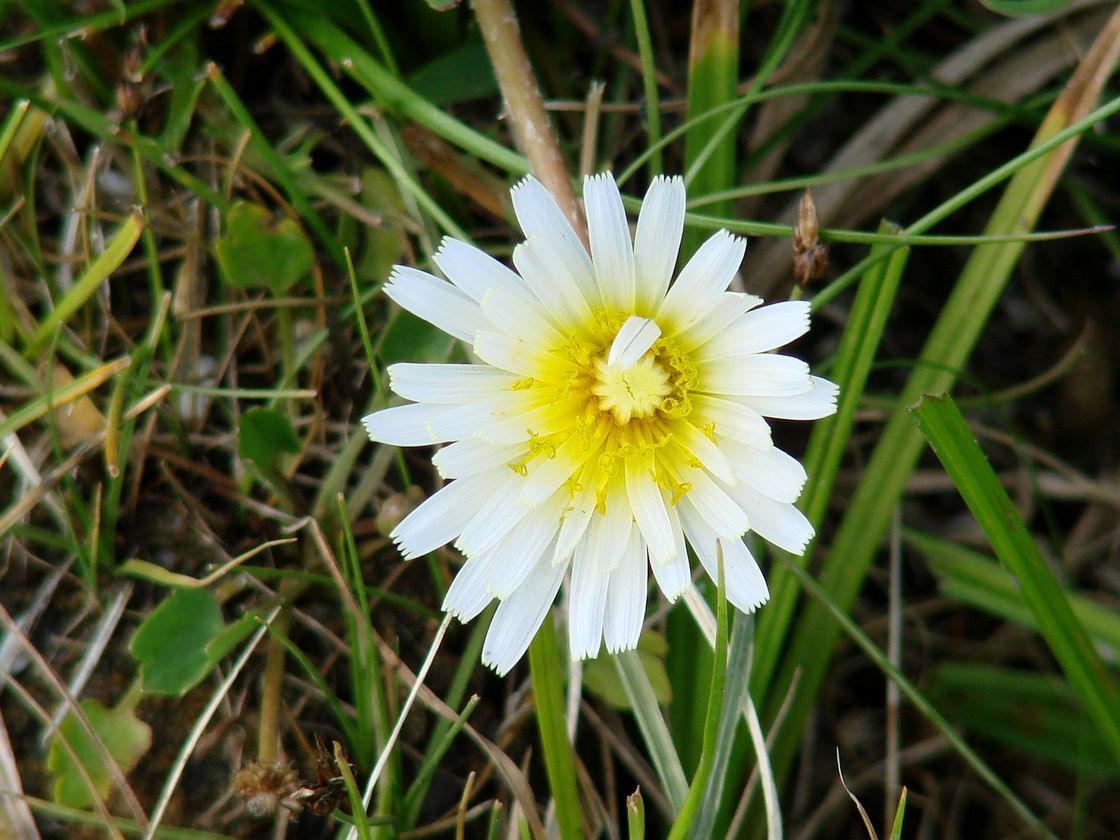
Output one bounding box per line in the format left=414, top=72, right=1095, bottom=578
left=472, top=0, right=586, bottom=243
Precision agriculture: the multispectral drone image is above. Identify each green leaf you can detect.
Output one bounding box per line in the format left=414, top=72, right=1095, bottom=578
left=912, top=394, right=1120, bottom=766
left=980, top=0, right=1071, bottom=17
left=377, top=309, right=453, bottom=365
left=584, top=631, right=671, bottom=708
left=356, top=168, right=406, bottom=282
left=238, top=407, right=300, bottom=473
left=130, top=588, right=226, bottom=696
left=928, top=662, right=1120, bottom=778
left=214, top=201, right=314, bottom=293
left=47, top=698, right=151, bottom=809
left=407, top=41, right=497, bottom=106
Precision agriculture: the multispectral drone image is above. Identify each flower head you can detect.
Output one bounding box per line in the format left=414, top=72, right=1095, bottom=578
left=364, top=173, right=838, bottom=675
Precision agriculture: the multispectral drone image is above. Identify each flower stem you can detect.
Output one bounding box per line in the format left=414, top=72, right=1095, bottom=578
left=472, top=0, right=586, bottom=241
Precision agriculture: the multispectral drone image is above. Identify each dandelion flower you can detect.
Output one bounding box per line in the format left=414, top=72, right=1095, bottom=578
left=364, top=173, right=838, bottom=675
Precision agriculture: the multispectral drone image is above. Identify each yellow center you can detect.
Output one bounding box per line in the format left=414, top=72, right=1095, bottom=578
left=509, top=309, right=701, bottom=508
left=591, top=353, right=672, bottom=424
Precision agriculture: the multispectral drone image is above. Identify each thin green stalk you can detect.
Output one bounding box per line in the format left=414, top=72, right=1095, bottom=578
left=683, top=0, right=739, bottom=255
left=527, top=616, right=583, bottom=840
left=751, top=224, right=908, bottom=697
left=629, top=0, right=662, bottom=177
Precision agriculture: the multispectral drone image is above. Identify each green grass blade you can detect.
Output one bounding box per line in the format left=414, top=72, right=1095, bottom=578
left=401, top=695, right=481, bottom=828
left=752, top=222, right=908, bottom=697
left=888, top=788, right=907, bottom=840
left=911, top=394, right=1120, bottom=764
left=628, top=0, right=662, bottom=177
left=205, top=63, right=345, bottom=267
left=279, top=8, right=527, bottom=176
left=775, top=554, right=1056, bottom=839
left=527, top=616, right=583, bottom=840
left=614, top=649, right=689, bottom=812
left=256, top=2, right=469, bottom=241
left=29, top=212, right=143, bottom=352
left=627, top=788, right=646, bottom=840
left=908, top=529, right=1120, bottom=658
left=666, top=546, right=729, bottom=840
left=694, top=612, right=753, bottom=840
left=762, top=28, right=1120, bottom=793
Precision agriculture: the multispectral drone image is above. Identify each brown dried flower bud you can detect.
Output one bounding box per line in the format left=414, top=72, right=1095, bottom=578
left=792, top=189, right=828, bottom=287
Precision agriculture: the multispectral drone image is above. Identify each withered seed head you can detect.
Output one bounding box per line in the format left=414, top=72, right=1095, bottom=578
left=234, top=760, right=300, bottom=818
left=792, top=189, right=829, bottom=287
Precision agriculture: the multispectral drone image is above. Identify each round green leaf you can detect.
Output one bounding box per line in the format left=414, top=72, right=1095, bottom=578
left=214, top=200, right=314, bottom=293
left=47, top=698, right=151, bottom=809
left=130, top=588, right=226, bottom=696
left=238, top=407, right=301, bottom=472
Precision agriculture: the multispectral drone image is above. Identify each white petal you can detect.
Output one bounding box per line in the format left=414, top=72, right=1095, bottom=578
left=486, top=496, right=565, bottom=598
left=700, top=354, right=811, bottom=397
left=677, top=471, right=749, bottom=539
left=442, top=550, right=501, bottom=621
left=727, top=482, right=815, bottom=555
left=517, top=436, right=598, bottom=508
left=625, top=458, right=675, bottom=563
left=603, top=529, right=647, bottom=654
left=425, top=391, right=533, bottom=442
left=584, top=172, right=636, bottom=310
left=472, top=330, right=556, bottom=378
left=658, top=231, right=745, bottom=333
left=474, top=395, right=581, bottom=444
left=633, top=175, right=685, bottom=313
left=383, top=266, right=484, bottom=343
left=721, top=439, right=808, bottom=504
left=363, top=403, right=463, bottom=446
left=480, top=286, right=564, bottom=346
left=672, top=423, right=736, bottom=485
left=697, top=301, right=811, bottom=360
left=433, top=237, right=529, bottom=303
left=432, top=438, right=526, bottom=479
left=676, top=292, right=763, bottom=350
left=691, top=395, right=773, bottom=448
left=454, top=473, right=529, bottom=556
left=388, top=363, right=517, bottom=404
left=512, top=237, right=595, bottom=329
left=648, top=499, right=691, bottom=601
left=554, top=484, right=597, bottom=564
left=569, top=536, right=609, bottom=659
left=740, top=376, right=839, bottom=420
left=607, top=316, right=662, bottom=370
left=391, top=470, right=500, bottom=559
left=481, top=551, right=567, bottom=676
left=688, top=531, right=769, bottom=615
left=511, top=176, right=596, bottom=300
left=587, top=479, right=634, bottom=573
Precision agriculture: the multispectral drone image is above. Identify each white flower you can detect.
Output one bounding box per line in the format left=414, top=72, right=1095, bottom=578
left=363, top=173, right=838, bottom=675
